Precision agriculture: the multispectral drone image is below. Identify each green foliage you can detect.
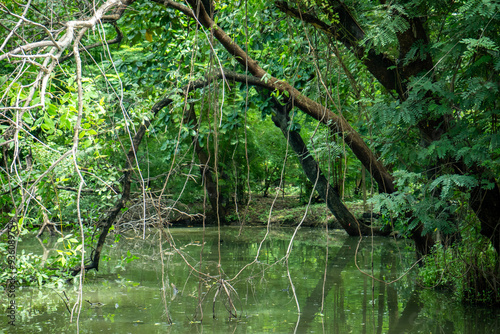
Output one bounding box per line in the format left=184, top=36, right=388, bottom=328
left=428, top=174, right=477, bottom=200
left=368, top=169, right=479, bottom=235
left=419, top=238, right=500, bottom=304
left=0, top=239, right=72, bottom=288
left=53, top=233, right=83, bottom=267
left=361, top=4, right=410, bottom=53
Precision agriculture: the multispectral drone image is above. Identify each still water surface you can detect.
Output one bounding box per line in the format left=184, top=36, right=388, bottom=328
left=2, top=227, right=499, bottom=333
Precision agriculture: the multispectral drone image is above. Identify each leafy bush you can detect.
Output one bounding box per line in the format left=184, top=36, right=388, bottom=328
left=0, top=242, right=71, bottom=288
left=418, top=238, right=500, bottom=305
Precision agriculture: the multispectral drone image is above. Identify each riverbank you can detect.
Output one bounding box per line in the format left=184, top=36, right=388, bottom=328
left=113, top=194, right=377, bottom=231
left=179, top=195, right=374, bottom=229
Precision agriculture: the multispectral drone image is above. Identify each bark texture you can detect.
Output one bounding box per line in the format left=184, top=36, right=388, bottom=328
left=161, top=0, right=395, bottom=195
left=268, top=93, right=388, bottom=236
left=162, top=0, right=433, bottom=253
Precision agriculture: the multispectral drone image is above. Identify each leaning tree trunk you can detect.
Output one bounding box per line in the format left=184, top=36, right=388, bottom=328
left=268, top=93, right=387, bottom=236
left=71, top=77, right=220, bottom=274
left=468, top=168, right=500, bottom=255
left=76, top=104, right=155, bottom=273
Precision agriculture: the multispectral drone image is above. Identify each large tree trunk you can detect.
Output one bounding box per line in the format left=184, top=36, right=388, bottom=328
left=268, top=93, right=387, bottom=236
left=162, top=0, right=433, bottom=254
left=469, top=172, right=500, bottom=255
left=165, top=0, right=394, bottom=194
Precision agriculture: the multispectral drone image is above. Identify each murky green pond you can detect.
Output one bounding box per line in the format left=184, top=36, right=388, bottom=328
left=2, top=227, right=500, bottom=333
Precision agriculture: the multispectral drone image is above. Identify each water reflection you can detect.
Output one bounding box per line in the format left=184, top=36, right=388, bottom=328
left=294, top=237, right=423, bottom=334
left=2, top=227, right=499, bottom=333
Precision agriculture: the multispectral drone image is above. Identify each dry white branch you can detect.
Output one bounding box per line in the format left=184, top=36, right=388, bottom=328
left=0, top=0, right=124, bottom=178
left=0, top=3, right=61, bottom=50
left=0, top=0, right=123, bottom=108
left=0, top=40, right=57, bottom=60
left=13, top=58, right=50, bottom=73
left=7, top=53, right=59, bottom=59
left=0, top=104, right=43, bottom=111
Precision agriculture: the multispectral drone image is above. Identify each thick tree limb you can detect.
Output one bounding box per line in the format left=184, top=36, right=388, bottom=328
left=277, top=1, right=500, bottom=256
left=266, top=91, right=388, bottom=236
left=275, top=1, right=404, bottom=99
left=159, top=0, right=440, bottom=256
left=160, top=0, right=395, bottom=196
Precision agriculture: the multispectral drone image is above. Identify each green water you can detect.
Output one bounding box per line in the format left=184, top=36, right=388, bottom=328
left=2, top=227, right=499, bottom=333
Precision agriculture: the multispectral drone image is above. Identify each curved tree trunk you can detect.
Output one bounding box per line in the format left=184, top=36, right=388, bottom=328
left=162, top=0, right=432, bottom=253
left=164, top=0, right=395, bottom=194
left=268, top=93, right=387, bottom=236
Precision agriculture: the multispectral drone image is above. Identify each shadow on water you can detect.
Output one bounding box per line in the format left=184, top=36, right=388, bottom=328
left=2, top=227, right=500, bottom=333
